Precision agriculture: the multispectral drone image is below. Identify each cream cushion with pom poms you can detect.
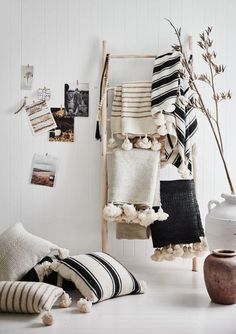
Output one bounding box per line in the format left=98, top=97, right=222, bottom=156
left=0, top=222, right=69, bottom=281
left=50, top=252, right=146, bottom=304
left=0, top=281, right=71, bottom=326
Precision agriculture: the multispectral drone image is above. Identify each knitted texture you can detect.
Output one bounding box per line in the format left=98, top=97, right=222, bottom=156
left=0, top=223, right=63, bottom=281
left=150, top=180, right=204, bottom=247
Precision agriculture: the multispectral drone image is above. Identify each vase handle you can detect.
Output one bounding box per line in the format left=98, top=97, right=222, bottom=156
left=208, top=200, right=220, bottom=213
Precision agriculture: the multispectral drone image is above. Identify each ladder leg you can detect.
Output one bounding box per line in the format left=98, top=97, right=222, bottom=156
left=192, top=256, right=198, bottom=272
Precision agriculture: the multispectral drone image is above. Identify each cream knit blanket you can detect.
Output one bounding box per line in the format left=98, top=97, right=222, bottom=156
left=108, top=148, right=160, bottom=207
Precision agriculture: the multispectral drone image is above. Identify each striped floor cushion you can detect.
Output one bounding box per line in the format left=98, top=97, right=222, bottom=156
left=0, top=281, right=64, bottom=313
left=51, top=252, right=145, bottom=303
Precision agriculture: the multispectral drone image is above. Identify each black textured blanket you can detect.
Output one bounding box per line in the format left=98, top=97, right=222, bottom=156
left=150, top=180, right=205, bottom=248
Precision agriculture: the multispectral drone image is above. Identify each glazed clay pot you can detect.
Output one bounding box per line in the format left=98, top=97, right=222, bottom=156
left=204, top=249, right=236, bottom=304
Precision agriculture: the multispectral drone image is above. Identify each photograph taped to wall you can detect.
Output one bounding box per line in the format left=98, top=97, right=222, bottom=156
left=25, top=100, right=57, bottom=135
left=49, top=107, right=74, bottom=142
left=21, top=65, right=34, bottom=90
left=31, top=154, right=57, bottom=188
left=64, top=82, right=89, bottom=117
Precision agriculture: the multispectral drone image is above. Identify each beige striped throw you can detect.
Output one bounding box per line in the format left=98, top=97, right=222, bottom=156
left=0, top=281, right=64, bottom=313
left=111, top=82, right=156, bottom=136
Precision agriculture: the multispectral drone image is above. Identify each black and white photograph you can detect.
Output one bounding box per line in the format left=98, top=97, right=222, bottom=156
left=64, top=82, right=89, bottom=117
left=49, top=107, right=74, bottom=142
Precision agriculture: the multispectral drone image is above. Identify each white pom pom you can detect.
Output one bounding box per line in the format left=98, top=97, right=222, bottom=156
left=59, top=293, right=72, bottom=308
left=42, top=312, right=54, bottom=326
left=103, top=203, right=122, bottom=221
left=108, top=136, right=118, bottom=149
left=134, top=137, right=142, bottom=148
left=77, top=298, right=92, bottom=313
left=49, top=260, right=59, bottom=271
left=151, top=249, right=163, bottom=262
left=182, top=245, right=194, bottom=258
left=154, top=112, right=166, bottom=126
left=156, top=207, right=169, bottom=221
left=173, top=244, right=184, bottom=257
left=165, top=104, right=176, bottom=112
left=139, top=280, right=147, bottom=293
left=157, top=125, right=167, bottom=136
left=121, top=136, right=133, bottom=151
left=139, top=136, right=152, bottom=149
left=151, top=138, right=161, bottom=151
left=58, top=248, right=69, bottom=259
left=178, top=163, right=191, bottom=179
left=123, top=204, right=137, bottom=219
left=34, top=261, right=52, bottom=282
left=138, top=211, right=148, bottom=226
left=154, top=118, right=166, bottom=126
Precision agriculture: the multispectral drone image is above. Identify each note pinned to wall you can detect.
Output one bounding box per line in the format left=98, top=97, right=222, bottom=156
left=25, top=100, right=57, bottom=135
left=21, top=65, right=34, bottom=90
left=30, top=153, right=57, bottom=188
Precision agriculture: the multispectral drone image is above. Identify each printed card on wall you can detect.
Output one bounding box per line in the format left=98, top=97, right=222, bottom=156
left=21, top=65, right=34, bottom=90
left=64, top=82, right=89, bottom=117
left=49, top=107, right=74, bottom=142
left=31, top=154, right=57, bottom=188
left=25, top=100, right=57, bottom=135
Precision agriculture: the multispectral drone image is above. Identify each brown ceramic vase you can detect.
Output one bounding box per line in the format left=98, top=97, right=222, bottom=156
left=204, top=249, right=236, bottom=305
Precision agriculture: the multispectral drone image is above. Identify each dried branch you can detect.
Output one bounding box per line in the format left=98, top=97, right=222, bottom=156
left=167, top=20, right=235, bottom=194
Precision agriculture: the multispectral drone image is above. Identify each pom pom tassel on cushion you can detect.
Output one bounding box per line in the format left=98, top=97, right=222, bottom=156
left=139, top=280, right=147, bottom=294
left=77, top=298, right=93, bottom=313
left=42, top=311, right=54, bottom=326
left=59, top=293, right=72, bottom=308
left=58, top=248, right=70, bottom=259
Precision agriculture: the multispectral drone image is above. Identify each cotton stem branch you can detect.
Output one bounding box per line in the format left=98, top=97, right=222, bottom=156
left=168, top=21, right=235, bottom=194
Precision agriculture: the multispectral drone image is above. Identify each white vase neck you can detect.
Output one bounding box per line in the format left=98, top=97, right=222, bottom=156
left=221, top=193, right=236, bottom=204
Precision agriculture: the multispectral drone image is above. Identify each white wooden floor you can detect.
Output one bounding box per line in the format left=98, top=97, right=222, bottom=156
left=1, top=258, right=236, bottom=334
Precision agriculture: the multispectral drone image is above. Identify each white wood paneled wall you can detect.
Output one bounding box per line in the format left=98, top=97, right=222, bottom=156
left=0, top=0, right=236, bottom=258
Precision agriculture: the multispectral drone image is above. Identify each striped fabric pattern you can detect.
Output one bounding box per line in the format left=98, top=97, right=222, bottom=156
left=111, top=86, right=122, bottom=134
left=111, top=82, right=156, bottom=136
left=51, top=252, right=144, bottom=303
left=151, top=51, right=198, bottom=173
left=0, top=281, right=64, bottom=313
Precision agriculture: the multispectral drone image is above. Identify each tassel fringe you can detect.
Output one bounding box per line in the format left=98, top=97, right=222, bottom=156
left=34, top=261, right=52, bottom=282
left=103, top=203, right=168, bottom=226
left=58, top=248, right=69, bottom=259
left=151, top=237, right=208, bottom=262
left=77, top=298, right=92, bottom=313
left=59, top=293, right=72, bottom=308
left=95, top=121, right=101, bottom=140
left=140, top=280, right=147, bottom=294
left=42, top=311, right=54, bottom=326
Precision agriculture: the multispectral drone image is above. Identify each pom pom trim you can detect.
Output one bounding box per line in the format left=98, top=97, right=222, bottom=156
left=151, top=237, right=208, bottom=262
left=77, top=298, right=92, bottom=313
left=42, top=311, right=54, bottom=326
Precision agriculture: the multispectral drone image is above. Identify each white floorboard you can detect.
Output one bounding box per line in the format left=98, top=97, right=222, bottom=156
left=0, top=258, right=236, bottom=334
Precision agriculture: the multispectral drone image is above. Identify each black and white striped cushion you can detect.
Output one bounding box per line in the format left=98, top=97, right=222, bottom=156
left=51, top=252, right=144, bottom=303
left=0, top=281, right=64, bottom=313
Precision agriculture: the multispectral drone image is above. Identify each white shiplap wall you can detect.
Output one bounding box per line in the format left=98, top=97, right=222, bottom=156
left=0, top=0, right=236, bottom=258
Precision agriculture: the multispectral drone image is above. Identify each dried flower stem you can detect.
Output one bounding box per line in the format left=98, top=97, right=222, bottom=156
left=167, top=19, right=235, bottom=194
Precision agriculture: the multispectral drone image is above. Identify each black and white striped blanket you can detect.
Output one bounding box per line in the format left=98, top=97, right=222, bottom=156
left=151, top=51, right=198, bottom=176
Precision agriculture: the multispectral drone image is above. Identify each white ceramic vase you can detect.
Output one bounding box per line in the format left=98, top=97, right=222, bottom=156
left=205, top=193, right=236, bottom=251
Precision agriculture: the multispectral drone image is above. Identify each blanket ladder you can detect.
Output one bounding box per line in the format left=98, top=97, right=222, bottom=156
left=100, top=37, right=198, bottom=272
